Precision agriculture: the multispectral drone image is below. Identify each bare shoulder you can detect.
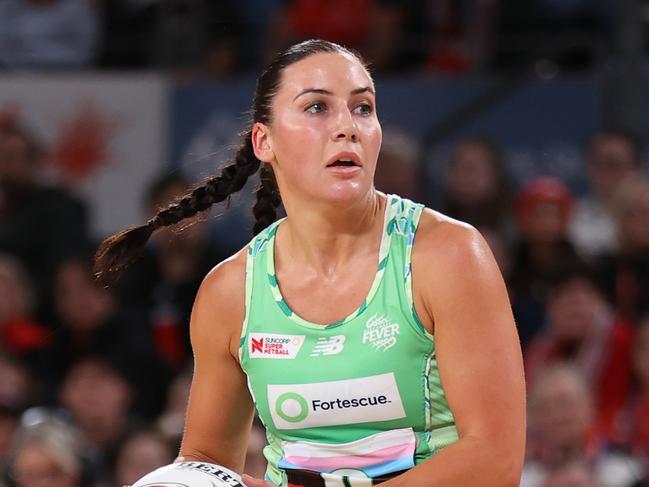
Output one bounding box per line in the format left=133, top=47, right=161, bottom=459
left=411, top=209, right=506, bottom=329
left=191, top=247, right=248, bottom=357
left=198, top=247, right=248, bottom=309
left=413, top=208, right=493, bottom=270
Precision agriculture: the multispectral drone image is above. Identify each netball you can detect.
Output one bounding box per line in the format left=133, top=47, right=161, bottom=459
left=131, top=461, right=248, bottom=487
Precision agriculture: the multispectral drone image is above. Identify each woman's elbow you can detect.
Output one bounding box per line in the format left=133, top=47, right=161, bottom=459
left=466, top=434, right=524, bottom=487
left=499, top=459, right=524, bottom=487
left=485, top=444, right=524, bottom=487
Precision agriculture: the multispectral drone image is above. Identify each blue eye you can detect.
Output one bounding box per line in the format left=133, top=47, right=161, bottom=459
left=305, top=102, right=326, bottom=114
left=354, top=103, right=373, bottom=116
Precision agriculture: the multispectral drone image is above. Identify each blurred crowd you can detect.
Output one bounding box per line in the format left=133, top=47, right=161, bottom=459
left=1, top=1, right=649, bottom=487
left=0, top=0, right=627, bottom=77
left=1, top=103, right=649, bottom=487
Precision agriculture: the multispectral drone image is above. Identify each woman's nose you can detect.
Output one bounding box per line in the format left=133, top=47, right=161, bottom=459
left=331, top=109, right=358, bottom=142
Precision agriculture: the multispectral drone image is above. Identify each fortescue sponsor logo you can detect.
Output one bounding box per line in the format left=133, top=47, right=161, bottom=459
left=312, top=395, right=390, bottom=410
left=268, top=373, right=405, bottom=430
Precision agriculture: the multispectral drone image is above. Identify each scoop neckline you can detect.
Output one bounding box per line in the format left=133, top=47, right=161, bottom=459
left=266, top=194, right=395, bottom=330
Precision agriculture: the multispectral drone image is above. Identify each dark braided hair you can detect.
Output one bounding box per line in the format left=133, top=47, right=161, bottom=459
left=94, top=39, right=366, bottom=283
left=253, top=164, right=281, bottom=235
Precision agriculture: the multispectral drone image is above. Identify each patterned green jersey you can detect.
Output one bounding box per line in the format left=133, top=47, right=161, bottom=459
left=238, top=194, right=458, bottom=486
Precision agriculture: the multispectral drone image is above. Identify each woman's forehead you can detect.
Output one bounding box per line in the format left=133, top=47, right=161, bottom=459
left=278, top=52, right=373, bottom=97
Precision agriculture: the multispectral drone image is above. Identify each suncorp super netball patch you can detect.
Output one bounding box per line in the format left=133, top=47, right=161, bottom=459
left=248, top=333, right=305, bottom=359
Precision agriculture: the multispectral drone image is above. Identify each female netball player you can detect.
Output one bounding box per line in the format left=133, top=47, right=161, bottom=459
left=96, top=39, right=525, bottom=487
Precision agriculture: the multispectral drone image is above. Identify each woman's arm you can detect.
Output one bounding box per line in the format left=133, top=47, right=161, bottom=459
left=179, top=250, right=256, bottom=473
left=386, top=216, right=526, bottom=487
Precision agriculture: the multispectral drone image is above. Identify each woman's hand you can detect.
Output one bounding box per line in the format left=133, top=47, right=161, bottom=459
left=242, top=473, right=275, bottom=486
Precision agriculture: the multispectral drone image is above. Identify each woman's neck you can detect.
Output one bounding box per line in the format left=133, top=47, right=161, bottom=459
left=278, top=190, right=385, bottom=276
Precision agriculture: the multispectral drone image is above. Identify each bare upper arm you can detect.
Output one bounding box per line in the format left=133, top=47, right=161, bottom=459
left=412, top=212, right=526, bottom=461
left=180, top=249, right=255, bottom=472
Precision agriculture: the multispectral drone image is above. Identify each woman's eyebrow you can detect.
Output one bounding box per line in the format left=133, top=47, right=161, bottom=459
left=293, top=86, right=375, bottom=101
left=350, top=87, right=375, bottom=96
left=293, top=88, right=332, bottom=101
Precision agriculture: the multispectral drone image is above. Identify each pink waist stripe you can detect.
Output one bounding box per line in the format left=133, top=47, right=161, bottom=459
left=284, top=443, right=415, bottom=471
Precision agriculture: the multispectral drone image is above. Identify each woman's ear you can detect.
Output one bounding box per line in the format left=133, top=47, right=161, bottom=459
left=251, top=122, right=274, bottom=163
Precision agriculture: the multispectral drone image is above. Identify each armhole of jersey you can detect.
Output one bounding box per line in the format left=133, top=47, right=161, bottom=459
left=238, top=246, right=254, bottom=363
left=405, top=204, right=431, bottom=338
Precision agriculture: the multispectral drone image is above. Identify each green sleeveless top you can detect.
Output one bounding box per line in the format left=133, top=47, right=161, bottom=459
left=238, top=194, right=458, bottom=486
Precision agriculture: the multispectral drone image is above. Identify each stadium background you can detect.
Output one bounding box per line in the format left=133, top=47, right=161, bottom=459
left=0, top=1, right=648, bottom=486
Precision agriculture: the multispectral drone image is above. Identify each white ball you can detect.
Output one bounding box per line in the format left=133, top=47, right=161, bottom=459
left=131, top=461, right=248, bottom=487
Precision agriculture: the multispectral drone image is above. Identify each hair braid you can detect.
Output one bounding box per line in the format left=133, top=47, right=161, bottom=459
left=253, top=165, right=282, bottom=235
left=95, top=39, right=364, bottom=285
left=94, top=132, right=260, bottom=283
left=151, top=134, right=259, bottom=230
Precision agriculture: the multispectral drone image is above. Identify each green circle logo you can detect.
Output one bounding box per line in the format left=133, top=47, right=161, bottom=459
left=275, top=392, right=308, bottom=423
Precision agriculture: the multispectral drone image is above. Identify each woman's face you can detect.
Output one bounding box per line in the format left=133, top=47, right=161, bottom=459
left=12, top=444, right=79, bottom=487
left=55, top=261, right=113, bottom=331
left=546, top=278, right=601, bottom=340
left=259, top=52, right=382, bottom=207
left=115, top=432, right=173, bottom=486
left=588, top=135, right=638, bottom=200
left=530, top=370, right=593, bottom=449
left=619, top=186, right=649, bottom=251
left=446, top=142, right=498, bottom=205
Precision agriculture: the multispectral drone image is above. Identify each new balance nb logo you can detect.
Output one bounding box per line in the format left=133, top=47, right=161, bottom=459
left=310, top=335, right=346, bottom=356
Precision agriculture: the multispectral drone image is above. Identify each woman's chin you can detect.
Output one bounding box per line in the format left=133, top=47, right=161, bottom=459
left=321, top=181, right=373, bottom=206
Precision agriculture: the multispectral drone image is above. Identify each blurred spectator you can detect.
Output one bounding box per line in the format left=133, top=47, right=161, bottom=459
left=508, top=177, right=579, bottom=345
left=111, top=428, right=175, bottom=487
left=442, top=137, right=514, bottom=235
left=493, top=0, right=612, bottom=73
left=0, top=352, right=33, bottom=417
left=264, top=0, right=428, bottom=74
left=534, top=459, right=600, bottom=487
left=374, top=128, right=420, bottom=201
left=522, top=364, right=645, bottom=487
left=40, top=256, right=170, bottom=417
left=0, top=0, right=99, bottom=70
left=424, top=0, right=499, bottom=74
left=0, top=405, right=20, bottom=467
left=525, top=261, right=633, bottom=436
left=0, top=353, right=34, bottom=463
left=0, top=255, right=51, bottom=364
left=58, top=355, right=136, bottom=484
left=608, top=316, right=649, bottom=467
left=97, top=0, right=158, bottom=69
left=265, top=0, right=373, bottom=64
left=117, top=173, right=228, bottom=372
left=597, top=177, right=649, bottom=324
left=100, top=0, right=245, bottom=78
left=155, top=367, right=191, bottom=449
left=0, top=113, right=89, bottom=322
left=364, top=0, right=429, bottom=73
left=151, top=0, right=245, bottom=78
left=3, top=417, right=86, bottom=487
left=569, top=131, right=644, bottom=258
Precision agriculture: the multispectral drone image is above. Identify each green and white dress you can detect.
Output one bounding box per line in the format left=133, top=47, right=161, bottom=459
left=238, top=194, right=458, bottom=486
